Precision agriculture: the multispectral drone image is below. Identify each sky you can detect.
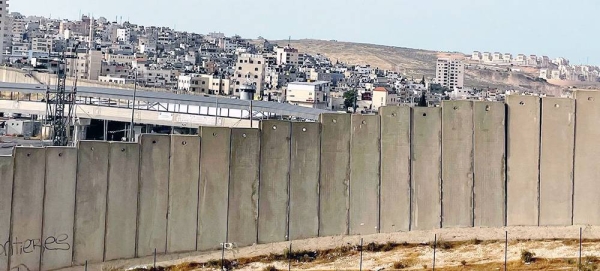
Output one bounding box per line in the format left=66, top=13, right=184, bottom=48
left=11, top=0, right=600, bottom=65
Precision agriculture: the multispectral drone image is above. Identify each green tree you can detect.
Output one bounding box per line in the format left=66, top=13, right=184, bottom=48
left=420, top=75, right=426, bottom=86
left=344, top=89, right=358, bottom=113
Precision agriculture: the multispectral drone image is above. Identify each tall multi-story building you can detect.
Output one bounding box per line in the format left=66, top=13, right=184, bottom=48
left=0, top=1, right=9, bottom=58
left=435, top=58, right=464, bottom=90
left=233, top=53, right=265, bottom=97
left=276, top=46, right=302, bottom=66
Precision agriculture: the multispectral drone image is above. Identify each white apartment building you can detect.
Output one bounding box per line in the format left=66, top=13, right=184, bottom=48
left=234, top=53, right=266, bottom=96
left=31, top=38, right=52, bottom=53
left=275, top=46, right=302, bottom=66
left=66, top=49, right=103, bottom=80
left=471, top=51, right=482, bottom=61
left=372, top=87, right=398, bottom=111
left=116, top=28, right=131, bottom=43
left=435, top=58, right=464, bottom=90
left=286, top=81, right=331, bottom=109
left=0, top=1, right=9, bottom=59
left=105, top=53, right=135, bottom=65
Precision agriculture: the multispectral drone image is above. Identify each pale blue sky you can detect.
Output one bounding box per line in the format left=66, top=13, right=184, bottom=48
left=12, top=0, right=599, bottom=65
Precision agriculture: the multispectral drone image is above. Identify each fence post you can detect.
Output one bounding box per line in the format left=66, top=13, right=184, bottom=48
left=359, top=238, right=363, bottom=271
left=153, top=248, right=157, bottom=270
left=433, top=234, right=437, bottom=271
left=579, top=227, right=583, bottom=270
left=84, top=260, right=88, bottom=271
left=505, top=231, right=508, bottom=271
left=221, top=242, right=226, bottom=270
left=288, top=242, right=292, bottom=271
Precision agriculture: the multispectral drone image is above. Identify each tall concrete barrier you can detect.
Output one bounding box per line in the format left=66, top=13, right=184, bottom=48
left=507, top=95, right=540, bottom=226
left=473, top=101, right=506, bottom=227
left=379, top=106, right=411, bottom=233
left=442, top=101, right=474, bottom=228
left=166, top=135, right=200, bottom=253
left=349, top=115, right=381, bottom=235
left=539, top=98, right=574, bottom=226
left=574, top=91, right=600, bottom=225
left=41, top=147, right=77, bottom=271
left=136, top=134, right=170, bottom=257
left=198, top=127, right=231, bottom=251
left=104, top=143, right=140, bottom=261
left=289, top=122, right=320, bottom=240
left=411, top=107, right=442, bottom=231
left=74, top=141, right=109, bottom=264
left=319, top=114, right=351, bottom=236
left=227, top=129, right=259, bottom=247
left=258, top=120, right=291, bottom=243
left=0, top=156, right=13, bottom=271
left=10, top=147, right=45, bottom=271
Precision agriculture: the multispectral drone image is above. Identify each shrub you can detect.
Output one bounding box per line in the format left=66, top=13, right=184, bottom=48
left=262, top=265, right=278, bottom=271
left=461, top=260, right=467, bottom=266
left=521, top=250, right=535, bottom=263
left=393, top=261, right=407, bottom=269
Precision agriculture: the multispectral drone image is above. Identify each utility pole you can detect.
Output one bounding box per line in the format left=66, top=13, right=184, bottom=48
left=129, top=69, right=138, bottom=142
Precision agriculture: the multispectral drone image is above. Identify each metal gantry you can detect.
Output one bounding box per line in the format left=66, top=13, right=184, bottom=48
left=46, top=42, right=80, bottom=146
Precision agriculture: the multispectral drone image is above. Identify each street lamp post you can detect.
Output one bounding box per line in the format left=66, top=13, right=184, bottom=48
left=129, top=69, right=138, bottom=142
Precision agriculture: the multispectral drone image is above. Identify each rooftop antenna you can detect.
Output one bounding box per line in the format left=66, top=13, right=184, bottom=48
left=288, top=36, right=291, bottom=47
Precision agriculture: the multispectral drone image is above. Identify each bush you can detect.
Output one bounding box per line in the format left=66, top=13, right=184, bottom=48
left=461, top=260, right=467, bottom=266
left=430, top=238, right=453, bottom=250
left=521, top=250, right=535, bottom=263
left=393, top=261, right=407, bottom=269
left=262, top=266, right=278, bottom=271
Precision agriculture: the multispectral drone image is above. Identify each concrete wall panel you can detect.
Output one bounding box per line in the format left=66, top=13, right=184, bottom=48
left=258, top=120, right=290, bottom=243
left=227, top=129, right=260, bottom=247
left=506, top=95, right=540, bottom=226
left=539, top=98, right=574, bottom=226
left=349, top=115, right=380, bottom=235
left=574, top=91, right=600, bottom=225
left=411, top=107, right=442, bottom=231
left=167, top=135, right=200, bottom=253
left=104, top=143, right=139, bottom=261
left=442, top=101, right=474, bottom=228
left=74, top=141, right=109, bottom=264
left=197, top=127, right=231, bottom=251
left=289, top=122, right=320, bottom=240
left=0, top=156, right=13, bottom=271
left=136, top=135, right=170, bottom=257
left=10, top=148, right=45, bottom=271
left=41, top=147, right=77, bottom=271
left=473, top=102, right=506, bottom=227
left=379, top=106, right=411, bottom=233
left=319, top=114, right=351, bottom=236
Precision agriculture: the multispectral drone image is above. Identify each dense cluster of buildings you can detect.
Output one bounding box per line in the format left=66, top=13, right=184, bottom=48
left=0, top=2, right=525, bottom=112
left=471, top=51, right=599, bottom=83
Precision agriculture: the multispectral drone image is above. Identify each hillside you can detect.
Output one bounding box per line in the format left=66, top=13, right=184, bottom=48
left=278, top=39, right=564, bottom=95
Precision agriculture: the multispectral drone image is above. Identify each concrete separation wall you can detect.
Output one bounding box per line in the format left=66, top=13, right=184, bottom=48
left=473, top=101, right=506, bottom=227
left=442, top=101, right=474, bottom=228
left=539, top=98, right=575, bottom=226
left=74, top=141, right=109, bottom=264
left=105, top=143, right=139, bottom=261
left=227, top=129, right=260, bottom=247
left=0, top=156, right=13, bottom=271
left=289, top=122, right=320, bottom=240
left=167, top=136, right=200, bottom=253
left=507, top=95, right=540, bottom=226
left=198, top=127, right=231, bottom=251
left=349, top=115, right=381, bottom=235
left=136, top=135, right=170, bottom=257
left=10, top=148, right=45, bottom=271
left=258, top=120, right=291, bottom=244
left=3, top=94, right=600, bottom=269
left=573, top=91, right=600, bottom=225
left=411, top=107, right=442, bottom=231
left=319, top=114, right=351, bottom=236
left=379, top=106, right=411, bottom=233
left=41, top=147, right=77, bottom=270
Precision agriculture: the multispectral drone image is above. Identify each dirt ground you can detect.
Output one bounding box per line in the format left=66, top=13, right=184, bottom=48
left=64, top=226, right=600, bottom=271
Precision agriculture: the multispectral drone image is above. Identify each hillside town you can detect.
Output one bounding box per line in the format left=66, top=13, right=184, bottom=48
left=3, top=10, right=577, bottom=113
